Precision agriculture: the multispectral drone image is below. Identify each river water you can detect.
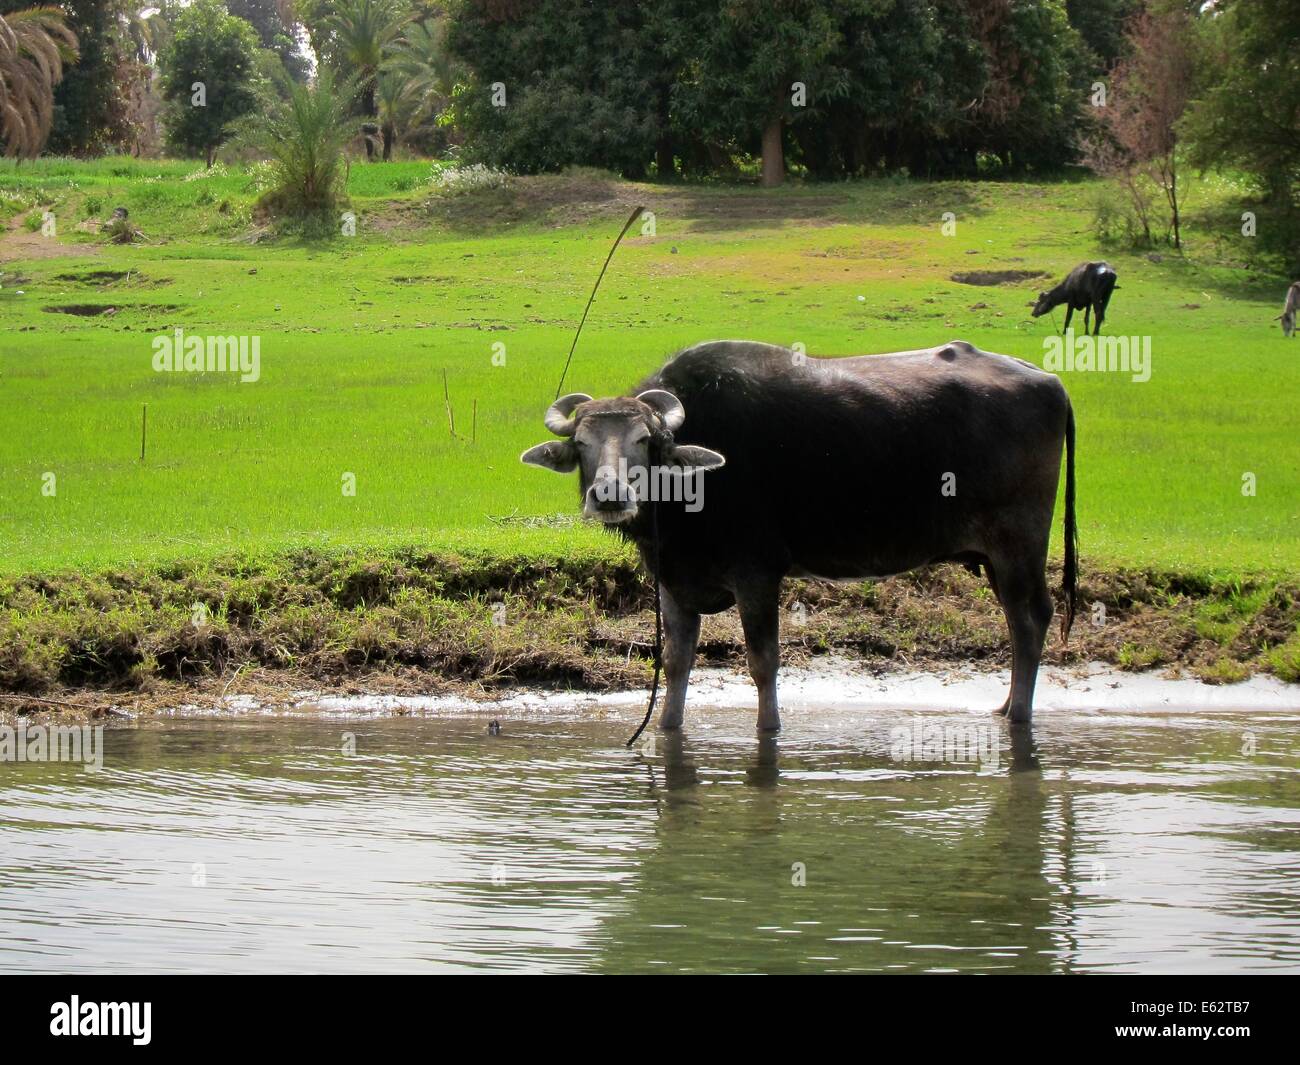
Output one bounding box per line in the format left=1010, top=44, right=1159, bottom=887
left=1, top=697, right=1298, bottom=973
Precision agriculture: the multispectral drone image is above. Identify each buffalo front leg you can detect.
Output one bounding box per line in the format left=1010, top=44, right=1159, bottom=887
left=1062, top=305, right=1074, bottom=333
left=658, top=586, right=700, bottom=731
left=992, top=558, right=1054, bottom=724
left=736, top=580, right=782, bottom=731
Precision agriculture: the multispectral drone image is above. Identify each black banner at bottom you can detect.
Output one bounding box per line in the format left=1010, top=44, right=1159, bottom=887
left=0, top=974, right=1290, bottom=1051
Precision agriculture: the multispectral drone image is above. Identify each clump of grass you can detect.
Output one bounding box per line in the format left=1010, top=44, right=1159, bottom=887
left=1118, top=642, right=1167, bottom=670
left=1195, top=657, right=1251, bottom=685
left=1267, top=634, right=1300, bottom=683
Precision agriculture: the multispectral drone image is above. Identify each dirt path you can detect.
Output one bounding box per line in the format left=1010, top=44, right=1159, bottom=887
left=0, top=212, right=100, bottom=264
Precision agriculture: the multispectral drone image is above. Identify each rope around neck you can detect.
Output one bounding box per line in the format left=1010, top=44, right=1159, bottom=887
left=625, top=503, right=662, bottom=748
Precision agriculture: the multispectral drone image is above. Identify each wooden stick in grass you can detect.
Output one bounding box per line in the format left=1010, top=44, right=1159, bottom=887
left=443, top=368, right=455, bottom=438
left=140, top=403, right=147, bottom=462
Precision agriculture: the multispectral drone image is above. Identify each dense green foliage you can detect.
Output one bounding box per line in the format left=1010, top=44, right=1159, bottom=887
left=227, top=0, right=311, bottom=81
left=1182, top=0, right=1300, bottom=272
left=0, top=0, right=133, bottom=154
left=446, top=0, right=1096, bottom=179
left=159, top=0, right=263, bottom=163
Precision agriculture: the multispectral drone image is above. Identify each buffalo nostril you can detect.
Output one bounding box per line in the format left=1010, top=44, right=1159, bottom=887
left=589, top=482, right=634, bottom=510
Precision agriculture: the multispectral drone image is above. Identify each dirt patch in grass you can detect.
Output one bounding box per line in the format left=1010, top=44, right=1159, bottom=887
left=42, top=302, right=181, bottom=316
left=1, top=547, right=1295, bottom=714
left=951, top=269, right=1046, bottom=286
left=51, top=269, right=169, bottom=288
left=422, top=171, right=851, bottom=234
left=425, top=170, right=642, bottom=231
left=0, top=221, right=100, bottom=264
left=666, top=188, right=849, bottom=232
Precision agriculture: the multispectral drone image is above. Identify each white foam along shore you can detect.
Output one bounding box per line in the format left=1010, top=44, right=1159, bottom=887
left=221, top=656, right=1300, bottom=719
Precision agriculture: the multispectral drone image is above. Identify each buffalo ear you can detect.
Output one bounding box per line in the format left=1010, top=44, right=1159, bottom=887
left=665, top=444, right=726, bottom=471
left=521, top=440, right=578, bottom=472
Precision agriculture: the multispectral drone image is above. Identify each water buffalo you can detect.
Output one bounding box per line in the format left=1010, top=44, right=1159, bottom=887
left=522, top=340, right=1078, bottom=729
left=1032, top=261, right=1118, bottom=336
left=1279, top=281, right=1299, bottom=337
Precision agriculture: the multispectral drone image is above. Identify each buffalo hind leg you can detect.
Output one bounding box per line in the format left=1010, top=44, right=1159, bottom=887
left=736, top=579, right=782, bottom=731
left=1094, top=298, right=1108, bottom=335
left=1083, top=305, right=1091, bottom=334
left=658, top=586, right=701, bottom=730
left=983, top=562, right=1012, bottom=717
left=991, top=559, right=1053, bottom=724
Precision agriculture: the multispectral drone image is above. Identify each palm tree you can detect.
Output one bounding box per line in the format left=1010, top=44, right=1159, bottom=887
left=322, top=0, right=410, bottom=119
left=374, top=69, right=420, bottom=160
left=237, top=66, right=360, bottom=218
left=391, top=16, right=457, bottom=116
left=0, top=6, right=78, bottom=158
left=123, top=3, right=178, bottom=66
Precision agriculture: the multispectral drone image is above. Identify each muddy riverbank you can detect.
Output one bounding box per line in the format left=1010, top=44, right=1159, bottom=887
left=3, top=547, right=1298, bottom=719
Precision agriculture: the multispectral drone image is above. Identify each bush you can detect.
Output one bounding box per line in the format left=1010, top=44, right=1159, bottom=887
left=234, top=68, right=359, bottom=227
left=1090, top=180, right=1157, bottom=247
left=431, top=163, right=510, bottom=194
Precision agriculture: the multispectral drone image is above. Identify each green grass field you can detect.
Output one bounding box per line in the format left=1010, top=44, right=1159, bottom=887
left=1, top=158, right=1297, bottom=580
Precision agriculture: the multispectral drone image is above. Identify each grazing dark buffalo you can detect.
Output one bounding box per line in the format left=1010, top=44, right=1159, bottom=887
left=1278, top=281, right=1299, bottom=337
left=1032, top=261, right=1118, bottom=336
left=523, top=340, right=1077, bottom=728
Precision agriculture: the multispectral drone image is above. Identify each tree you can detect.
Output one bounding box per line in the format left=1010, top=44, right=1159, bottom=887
left=785, top=0, right=978, bottom=178
left=444, top=0, right=1096, bottom=181
left=1182, top=0, right=1300, bottom=270
left=447, top=0, right=670, bottom=178
left=1066, top=0, right=1139, bottom=73
left=375, top=67, right=419, bottom=158
left=668, top=0, right=845, bottom=187
left=160, top=0, right=263, bottom=166
left=124, top=1, right=181, bottom=65
left=320, top=0, right=410, bottom=118
left=0, top=0, right=132, bottom=154
left=227, top=0, right=309, bottom=81
left=1086, top=3, right=1195, bottom=247
left=235, top=65, right=359, bottom=222
left=0, top=5, right=77, bottom=157
left=392, top=15, right=457, bottom=116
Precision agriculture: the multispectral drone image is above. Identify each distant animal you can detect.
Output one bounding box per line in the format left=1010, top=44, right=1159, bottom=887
left=522, top=340, right=1078, bottom=728
left=1032, top=261, right=1118, bottom=336
left=1278, top=282, right=1300, bottom=337
left=360, top=122, right=381, bottom=161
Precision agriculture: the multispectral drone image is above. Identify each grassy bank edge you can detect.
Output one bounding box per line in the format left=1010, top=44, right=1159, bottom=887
left=2, top=543, right=1297, bottom=717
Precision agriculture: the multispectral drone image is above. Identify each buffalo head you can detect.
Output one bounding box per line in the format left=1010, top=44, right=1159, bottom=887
left=521, top=389, right=725, bottom=524
left=1030, top=291, right=1053, bottom=317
